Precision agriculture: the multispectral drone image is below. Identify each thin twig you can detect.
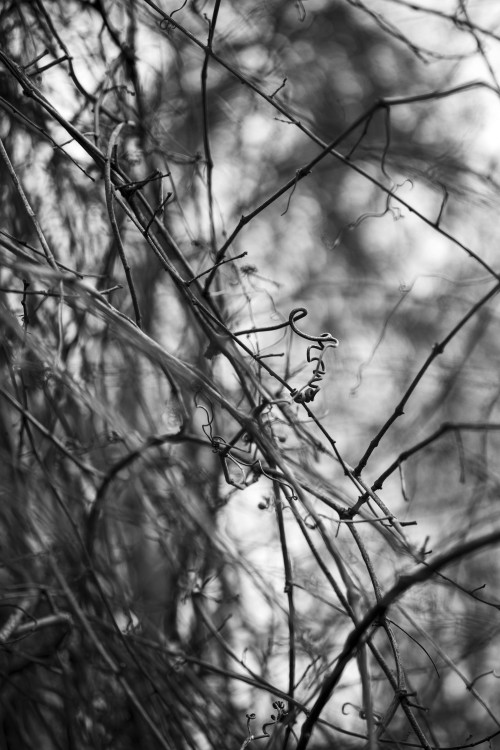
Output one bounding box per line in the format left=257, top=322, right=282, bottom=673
left=355, top=281, right=500, bottom=476
left=104, top=122, right=143, bottom=328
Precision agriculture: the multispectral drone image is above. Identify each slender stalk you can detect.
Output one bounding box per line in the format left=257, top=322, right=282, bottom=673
left=104, top=122, right=143, bottom=328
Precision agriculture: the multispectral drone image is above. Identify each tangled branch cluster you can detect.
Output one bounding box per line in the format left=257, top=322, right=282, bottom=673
left=1, top=1, right=500, bottom=749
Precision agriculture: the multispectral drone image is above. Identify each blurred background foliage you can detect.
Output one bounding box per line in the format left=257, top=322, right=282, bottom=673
left=1, top=0, right=500, bottom=748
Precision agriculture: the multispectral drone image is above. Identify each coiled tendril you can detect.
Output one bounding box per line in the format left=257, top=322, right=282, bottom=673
left=234, top=307, right=339, bottom=403
left=287, top=309, right=339, bottom=404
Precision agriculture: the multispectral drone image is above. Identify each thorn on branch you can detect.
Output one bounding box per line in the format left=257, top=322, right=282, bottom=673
left=435, top=183, right=449, bottom=227
left=254, top=352, right=284, bottom=361
left=270, top=77, right=288, bottom=99
left=469, top=583, right=486, bottom=594
left=185, top=252, right=247, bottom=286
